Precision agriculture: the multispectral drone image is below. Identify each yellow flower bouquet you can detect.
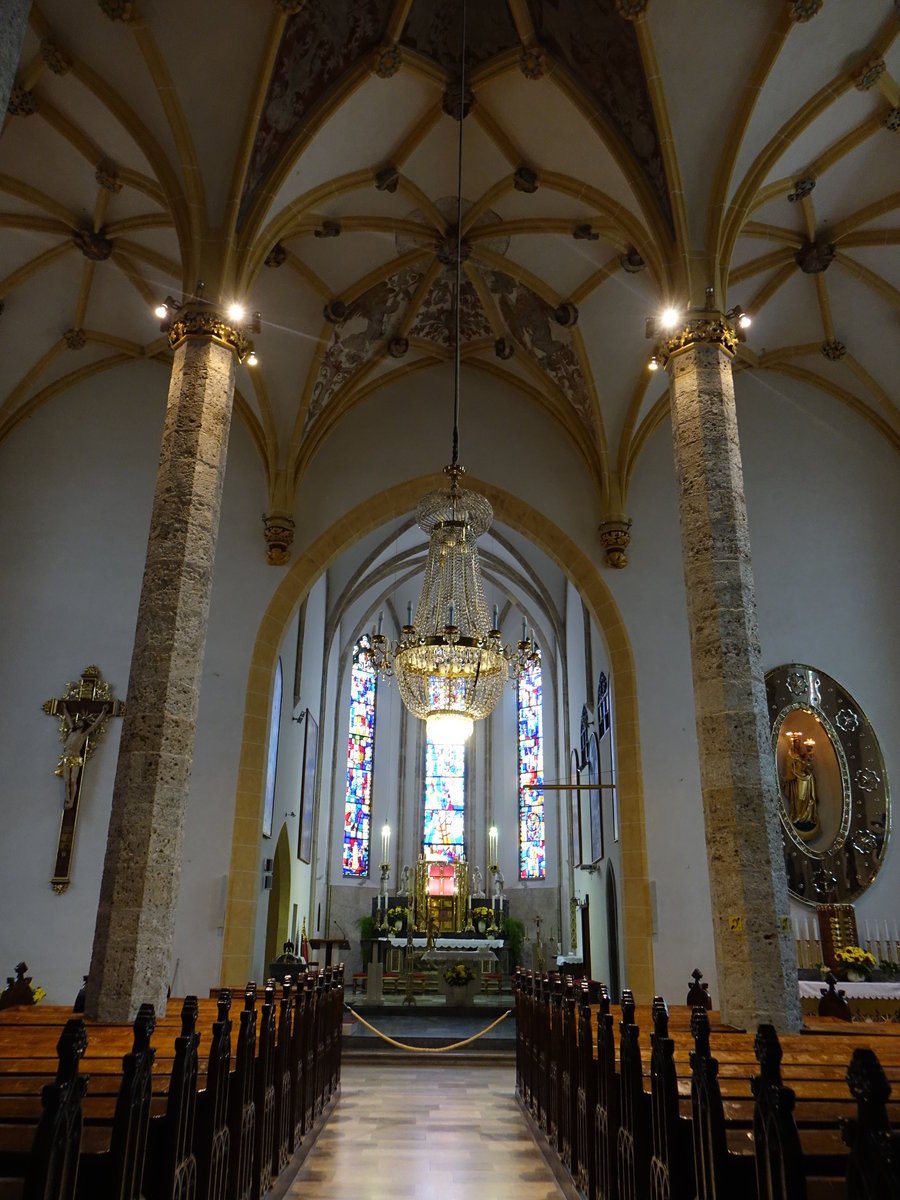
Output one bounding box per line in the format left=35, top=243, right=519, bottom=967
left=834, top=945, right=876, bottom=977
left=443, top=962, right=475, bottom=986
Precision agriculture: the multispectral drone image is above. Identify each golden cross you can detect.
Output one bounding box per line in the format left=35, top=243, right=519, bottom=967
left=42, top=666, right=125, bottom=894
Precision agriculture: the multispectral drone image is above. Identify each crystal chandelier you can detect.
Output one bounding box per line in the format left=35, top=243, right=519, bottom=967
left=368, top=0, right=536, bottom=743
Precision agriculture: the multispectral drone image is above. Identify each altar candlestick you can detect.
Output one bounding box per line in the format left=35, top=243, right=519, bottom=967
left=489, top=826, right=498, bottom=868
left=381, top=823, right=390, bottom=867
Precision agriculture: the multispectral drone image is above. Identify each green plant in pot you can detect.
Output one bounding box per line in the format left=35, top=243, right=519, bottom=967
left=504, top=917, right=525, bottom=968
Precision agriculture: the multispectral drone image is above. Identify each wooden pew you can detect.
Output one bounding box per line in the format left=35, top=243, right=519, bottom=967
left=0, top=968, right=345, bottom=1200
left=516, top=971, right=900, bottom=1200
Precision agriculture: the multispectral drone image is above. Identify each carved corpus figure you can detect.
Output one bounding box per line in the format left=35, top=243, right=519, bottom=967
left=56, top=703, right=109, bottom=809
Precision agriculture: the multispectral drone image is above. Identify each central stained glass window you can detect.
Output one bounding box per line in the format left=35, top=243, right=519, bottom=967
left=342, top=636, right=376, bottom=876
left=423, top=737, right=466, bottom=861
left=518, top=652, right=545, bottom=878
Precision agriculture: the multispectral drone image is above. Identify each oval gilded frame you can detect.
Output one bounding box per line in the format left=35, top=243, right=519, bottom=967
left=765, top=664, right=890, bottom=905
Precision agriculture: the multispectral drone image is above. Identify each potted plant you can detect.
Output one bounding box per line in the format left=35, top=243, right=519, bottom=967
left=834, top=945, right=876, bottom=982
left=472, top=906, right=492, bottom=934
left=504, top=917, right=525, bottom=969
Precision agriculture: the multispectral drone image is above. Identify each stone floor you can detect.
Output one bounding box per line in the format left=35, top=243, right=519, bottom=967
left=280, top=1062, right=570, bottom=1199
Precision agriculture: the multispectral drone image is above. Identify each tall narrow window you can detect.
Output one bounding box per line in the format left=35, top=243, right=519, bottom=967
left=342, top=636, right=376, bottom=876
left=518, top=651, right=545, bottom=879
left=423, top=737, right=466, bottom=861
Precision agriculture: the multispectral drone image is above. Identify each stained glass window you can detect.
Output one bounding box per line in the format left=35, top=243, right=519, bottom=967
left=518, top=652, right=545, bottom=879
left=342, top=636, right=376, bottom=877
left=423, top=738, right=466, bottom=861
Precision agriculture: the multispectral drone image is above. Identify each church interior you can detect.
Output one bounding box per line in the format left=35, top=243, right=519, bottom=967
left=1, top=0, right=899, bottom=1075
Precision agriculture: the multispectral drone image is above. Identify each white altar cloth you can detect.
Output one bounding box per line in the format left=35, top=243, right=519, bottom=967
left=798, top=980, right=900, bottom=1000
left=385, top=937, right=503, bottom=951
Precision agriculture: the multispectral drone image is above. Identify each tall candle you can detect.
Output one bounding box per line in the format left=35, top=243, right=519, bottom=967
left=381, top=823, right=390, bottom=867
left=522, top=617, right=527, bottom=641
left=407, top=601, right=413, bottom=625
left=377, top=611, right=383, bottom=635
left=489, top=826, right=498, bottom=867
left=493, top=603, right=499, bottom=630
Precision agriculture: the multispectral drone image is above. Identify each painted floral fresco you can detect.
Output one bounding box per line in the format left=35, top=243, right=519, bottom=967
left=306, top=265, right=423, bottom=433
left=239, top=0, right=392, bottom=227
left=486, top=269, right=593, bottom=428
left=409, top=273, right=493, bottom=346
left=400, top=0, right=519, bottom=72
left=527, top=0, right=673, bottom=230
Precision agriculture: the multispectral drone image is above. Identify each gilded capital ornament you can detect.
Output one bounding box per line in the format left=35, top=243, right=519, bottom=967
left=657, top=316, right=740, bottom=368
left=167, top=304, right=253, bottom=363
left=599, top=519, right=632, bottom=569
left=263, top=513, right=295, bottom=566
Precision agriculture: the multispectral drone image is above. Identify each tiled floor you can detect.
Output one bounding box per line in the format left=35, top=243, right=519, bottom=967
left=283, top=1062, right=567, bottom=1199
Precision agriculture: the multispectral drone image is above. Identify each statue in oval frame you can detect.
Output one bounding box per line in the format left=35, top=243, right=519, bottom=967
left=765, top=664, right=890, bottom=905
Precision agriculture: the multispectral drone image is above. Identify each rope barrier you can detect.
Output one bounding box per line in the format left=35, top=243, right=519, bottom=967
left=344, top=1003, right=513, bottom=1053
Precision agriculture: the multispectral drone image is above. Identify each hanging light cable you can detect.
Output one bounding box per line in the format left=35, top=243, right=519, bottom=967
left=369, top=0, right=537, bottom=743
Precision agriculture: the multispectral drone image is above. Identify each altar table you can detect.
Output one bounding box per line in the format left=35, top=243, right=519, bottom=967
left=799, top=979, right=900, bottom=1021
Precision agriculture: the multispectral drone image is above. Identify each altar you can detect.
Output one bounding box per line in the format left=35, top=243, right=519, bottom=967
left=800, top=979, right=900, bottom=1022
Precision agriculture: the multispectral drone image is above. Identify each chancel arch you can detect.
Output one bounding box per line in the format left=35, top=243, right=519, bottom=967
left=221, top=475, right=653, bottom=1000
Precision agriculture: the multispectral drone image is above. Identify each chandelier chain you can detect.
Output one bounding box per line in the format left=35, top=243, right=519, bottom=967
left=451, top=0, right=466, bottom=468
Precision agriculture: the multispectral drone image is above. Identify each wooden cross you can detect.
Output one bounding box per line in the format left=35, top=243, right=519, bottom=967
left=42, top=665, right=125, bottom=894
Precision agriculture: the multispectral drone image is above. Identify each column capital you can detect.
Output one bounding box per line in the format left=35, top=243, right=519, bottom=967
left=167, top=302, right=253, bottom=363
left=658, top=314, right=740, bottom=369
left=598, top=518, right=632, bottom=569
left=262, top=511, right=296, bottom=566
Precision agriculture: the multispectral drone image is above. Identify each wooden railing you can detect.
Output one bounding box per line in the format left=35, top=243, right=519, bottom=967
left=0, top=965, right=344, bottom=1200
left=514, top=969, right=900, bottom=1200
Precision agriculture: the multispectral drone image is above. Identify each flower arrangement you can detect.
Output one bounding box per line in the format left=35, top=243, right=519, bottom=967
left=386, top=906, right=406, bottom=925
left=443, top=962, right=475, bottom=987
left=834, top=945, right=876, bottom=975
left=472, top=907, right=492, bottom=923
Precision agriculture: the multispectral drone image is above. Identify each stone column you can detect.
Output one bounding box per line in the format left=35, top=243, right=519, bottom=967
left=85, top=308, right=249, bottom=1021
left=664, top=316, right=801, bottom=1031
left=1, top=1, right=30, bottom=117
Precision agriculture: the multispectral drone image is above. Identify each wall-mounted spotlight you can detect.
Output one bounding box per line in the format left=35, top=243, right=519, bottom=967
left=727, top=304, right=752, bottom=330
left=648, top=354, right=659, bottom=371
left=227, top=302, right=245, bottom=322
left=247, top=351, right=259, bottom=366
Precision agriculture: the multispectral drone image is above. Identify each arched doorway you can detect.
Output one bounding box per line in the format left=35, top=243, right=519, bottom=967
left=264, top=824, right=292, bottom=969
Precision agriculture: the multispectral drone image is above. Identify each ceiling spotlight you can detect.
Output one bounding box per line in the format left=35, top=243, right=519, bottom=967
left=648, top=354, right=659, bottom=371
left=228, top=303, right=245, bottom=322
left=660, top=307, right=680, bottom=329
left=727, top=303, right=752, bottom=330
left=247, top=351, right=258, bottom=366
left=154, top=302, right=168, bottom=319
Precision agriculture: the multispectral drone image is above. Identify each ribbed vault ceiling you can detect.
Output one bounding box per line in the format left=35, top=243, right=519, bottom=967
left=1, top=0, right=898, bottom=549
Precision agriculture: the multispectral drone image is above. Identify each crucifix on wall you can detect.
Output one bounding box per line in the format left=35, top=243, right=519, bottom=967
left=42, top=665, right=124, bottom=894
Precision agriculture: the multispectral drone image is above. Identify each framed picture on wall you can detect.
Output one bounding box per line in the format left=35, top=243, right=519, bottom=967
left=589, top=730, right=603, bottom=864
left=262, top=657, right=283, bottom=838
left=298, top=710, right=318, bottom=863
left=570, top=747, right=583, bottom=867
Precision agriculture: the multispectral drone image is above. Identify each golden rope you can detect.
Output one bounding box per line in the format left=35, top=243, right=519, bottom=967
left=344, top=1004, right=512, bottom=1052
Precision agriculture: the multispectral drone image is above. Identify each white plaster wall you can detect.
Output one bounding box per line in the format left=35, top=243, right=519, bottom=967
left=737, top=370, right=900, bottom=933
left=0, top=360, right=163, bottom=1002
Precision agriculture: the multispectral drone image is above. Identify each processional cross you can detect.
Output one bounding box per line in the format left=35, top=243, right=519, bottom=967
left=42, top=666, right=125, bottom=894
